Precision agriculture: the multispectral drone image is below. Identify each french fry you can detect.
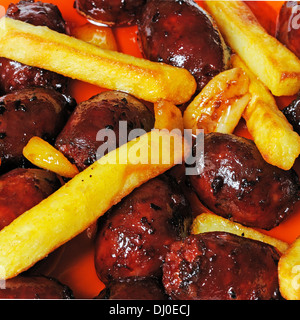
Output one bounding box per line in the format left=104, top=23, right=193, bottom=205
left=232, top=54, right=300, bottom=170
left=0, top=130, right=190, bottom=279
left=154, top=100, right=184, bottom=133
left=71, top=23, right=118, bottom=51
left=278, top=237, right=300, bottom=300
left=205, top=0, right=300, bottom=96
left=0, top=17, right=196, bottom=104
left=191, top=212, right=289, bottom=255
left=183, top=68, right=250, bottom=134
left=23, top=137, right=79, bottom=178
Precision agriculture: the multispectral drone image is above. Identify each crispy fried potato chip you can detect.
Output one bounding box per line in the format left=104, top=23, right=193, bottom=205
left=191, top=212, right=289, bottom=255
left=231, top=54, right=300, bottom=170
left=183, top=68, right=250, bottom=134
left=0, top=17, right=196, bottom=104
left=205, top=0, right=300, bottom=96
left=23, top=136, right=79, bottom=178
left=154, top=100, right=184, bottom=133
left=0, top=130, right=190, bottom=279
left=279, top=237, right=300, bottom=300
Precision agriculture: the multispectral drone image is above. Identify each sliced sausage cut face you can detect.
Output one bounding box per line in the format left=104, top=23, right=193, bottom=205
left=162, top=232, right=281, bottom=300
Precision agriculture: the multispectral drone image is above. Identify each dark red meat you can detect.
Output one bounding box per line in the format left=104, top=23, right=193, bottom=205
left=282, top=94, right=300, bottom=135
left=95, top=278, right=168, bottom=300
left=162, top=232, right=281, bottom=300
left=189, top=133, right=300, bottom=230
left=6, top=0, right=67, bottom=33
left=276, top=1, right=300, bottom=58
left=137, top=0, right=229, bottom=91
left=0, top=58, right=69, bottom=94
left=0, top=87, right=73, bottom=170
left=0, top=168, right=60, bottom=231
left=55, top=91, right=154, bottom=171
left=0, top=275, right=73, bottom=299
left=0, top=0, right=69, bottom=94
left=94, top=175, right=192, bottom=284
left=75, top=0, right=147, bottom=26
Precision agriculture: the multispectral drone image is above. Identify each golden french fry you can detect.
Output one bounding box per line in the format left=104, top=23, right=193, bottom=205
left=154, top=100, right=184, bottom=133
left=71, top=23, right=118, bottom=51
left=191, top=212, right=289, bottom=255
left=0, top=17, right=196, bottom=104
left=23, top=136, right=79, bottom=178
left=232, top=54, right=300, bottom=170
left=205, top=0, right=300, bottom=96
left=0, top=130, right=190, bottom=279
left=183, top=68, right=250, bottom=134
left=278, top=237, right=300, bottom=300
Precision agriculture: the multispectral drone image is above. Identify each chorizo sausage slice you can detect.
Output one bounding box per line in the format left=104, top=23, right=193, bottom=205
left=162, top=232, right=281, bottom=300
left=0, top=87, right=73, bottom=170
left=94, top=175, right=192, bottom=283
left=137, top=0, right=230, bottom=91
left=189, top=133, right=299, bottom=230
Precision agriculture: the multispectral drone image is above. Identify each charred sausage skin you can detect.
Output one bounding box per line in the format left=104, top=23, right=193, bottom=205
left=0, top=88, right=72, bottom=170
left=162, top=232, right=281, bottom=300
left=75, top=0, right=147, bottom=26
left=0, top=0, right=69, bottom=94
left=189, top=133, right=299, bottom=230
left=276, top=1, right=300, bottom=58
left=282, top=95, right=300, bottom=135
left=0, top=276, right=73, bottom=299
left=6, top=0, right=67, bottom=33
left=137, top=0, right=230, bottom=91
left=95, top=278, right=168, bottom=300
left=0, top=57, right=69, bottom=95
left=0, top=168, right=60, bottom=231
left=94, top=175, right=192, bottom=284
left=55, top=91, right=154, bottom=171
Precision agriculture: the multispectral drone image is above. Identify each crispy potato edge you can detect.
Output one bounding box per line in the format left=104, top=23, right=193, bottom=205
left=205, top=0, right=300, bottom=96
left=191, top=212, right=289, bottom=254
left=231, top=54, right=300, bottom=170
left=278, top=237, right=300, bottom=300
left=0, top=17, right=196, bottom=104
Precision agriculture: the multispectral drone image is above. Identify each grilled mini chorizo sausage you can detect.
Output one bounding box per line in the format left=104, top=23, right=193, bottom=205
left=0, top=168, right=60, bottom=231
left=137, top=0, right=230, bottom=91
left=0, top=87, right=73, bottom=170
left=0, top=0, right=69, bottom=94
left=75, top=0, right=147, bottom=26
left=276, top=1, right=300, bottom=58
left=95, top=278, right=168, bottom=300
left=189, top=133, right=299, bottom=230
left=0, top=57, right=69, bottom=95
left=282, top=95, right=300, bottom=135
left=6, top=0, right=67, bottom=33
left=55, top=91, right=154, bottom=171
left=162, top=232, right=281, bottom=300
left=94, top=175, right=192, bottom=284
left=0, top=275, right=73, bottom=299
